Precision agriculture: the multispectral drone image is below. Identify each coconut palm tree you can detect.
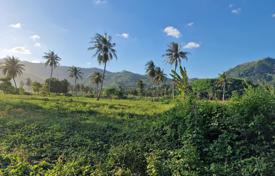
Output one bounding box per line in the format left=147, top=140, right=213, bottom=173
left=154, top=67, right=166, bottom=97
left=217, top=72, right=228, bottom=101
left=0, top=56, right=25, bottom=89
left=68, top=66, right=83, bottom=95
left=43, top=50, right=61, bottom=92
left=163, top=42, right=188, bottom=98
left=90, top=72, right=103, bottom=98
left=136, top=79, right=145, bottom=96
left=145, top=60, right=156, bottom=79
left=88, top=33, right=117, bottom=100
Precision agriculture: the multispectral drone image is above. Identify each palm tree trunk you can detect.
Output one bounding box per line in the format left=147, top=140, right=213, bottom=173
left=172, top=65, right=177, bottom=99
left=49, top=67, right=53, bottom=93
left=222, top=82, right=225, bottom=102
left=96, top=83, right=99, bottom=97
left=97, top=62, right=107, bottom=101
left=74, top=78, right=77, bottom=95
left=13, top=77, right=17, bottom=90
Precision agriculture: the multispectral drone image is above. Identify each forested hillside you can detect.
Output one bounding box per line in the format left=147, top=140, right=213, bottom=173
left=226, top=57, right=275, bottom=85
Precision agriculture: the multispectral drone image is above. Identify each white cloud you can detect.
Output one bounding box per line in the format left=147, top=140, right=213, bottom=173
left=117, top=33, right=129, bottom=39
left=272, top=13, right=275, bottom=18
left=0, top=47, right=31, bottom=55
left=9, top=22, right=22, bottom=29
left=34, top=42, right=41, bottom=47
left=163, top=26, right=181, bottom=38
left=187, top=22, right=194, bottom=27
left=183, top=42, right=200, bottom=49
left=95, top=0, right=107, bottom=4
left=30, top=34, right=40, bottom=41
left=232, top=8, right=241, bottom=15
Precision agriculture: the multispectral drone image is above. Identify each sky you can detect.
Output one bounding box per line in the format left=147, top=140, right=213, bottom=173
left=0, top=0, right=275, bottom=78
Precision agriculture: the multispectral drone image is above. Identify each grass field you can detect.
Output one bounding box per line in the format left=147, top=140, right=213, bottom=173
left=0, top=94, right=174, bottom=175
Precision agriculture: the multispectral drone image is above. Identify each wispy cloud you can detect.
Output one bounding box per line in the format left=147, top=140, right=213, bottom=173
left=228, top=4, right=234, bottom=8
left=34, top=42, right=41, bottom=47
left=30, top=34, right=40, bottom=41
left=95, top=0, right=107, bottom=4
left=231, top=8, right=241, bottom=15
left=0, top=47, right=31, bottom=55
left=272, top=13, right=275, bottom=18
left=183, top=42, right=200, bottom=49
left=9, top=22, right=22, bottom=29
left=187, top=22, right=194, bottom=27
left=163, top=26, right=181, bottom=38
left=117, top=33, right=129, bottom=39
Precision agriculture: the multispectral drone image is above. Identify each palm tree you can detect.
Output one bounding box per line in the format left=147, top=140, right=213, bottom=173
left=0, top=56, right=25, bottom=89
left=217, top=72, right=228, bottom=101
left=163, top=42, right=188, bottom=98
left=68, top=66, right=83, bottom=95
left=90, top=72, right=103, bottom=98
left=145, top=60, right=156, bottom=79
left=171, top=66, right=189, bottom=97
left=88, top=33, right=117, bottom=100
left=136, top=79, right=145, bottom=96
left=43, top=50, right=61, bottom=92
left=154, top=67, right=166, bottom=97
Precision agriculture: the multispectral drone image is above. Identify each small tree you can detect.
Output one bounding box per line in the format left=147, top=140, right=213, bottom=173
left=32, top=82, right=42, bottom=94
left=170, top=66, right=189, bottom=97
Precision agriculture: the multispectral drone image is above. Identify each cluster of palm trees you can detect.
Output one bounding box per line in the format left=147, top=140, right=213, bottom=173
left=1, top=32, right=227, bottom=100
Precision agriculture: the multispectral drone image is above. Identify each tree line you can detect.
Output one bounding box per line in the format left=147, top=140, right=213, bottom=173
left=0, top=33, right=251, bottom=101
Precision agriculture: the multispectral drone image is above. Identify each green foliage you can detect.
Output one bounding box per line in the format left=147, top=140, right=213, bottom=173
left=45, top=78, right=70, bottom=94
left=0, top=77, right=16, bottom=94
left=170, top=66, right=189, bottom=97
left=0, top=87, right=274, bottom=175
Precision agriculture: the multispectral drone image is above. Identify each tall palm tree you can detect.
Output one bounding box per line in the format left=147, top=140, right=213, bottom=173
left=43, top=50, right=61, bottom=92
left=90, top=72, right=103, bottom=97
left=163, top=42, right=188, bottom=98
left=88, top=33, right=117, bottom=100
left=154, top=67, right=166, bottom=97
left=217, top=72, right=228, bottom=102
left=0, top=56, right=25, bottom=89
left=68, top=66, right=83, bottom=95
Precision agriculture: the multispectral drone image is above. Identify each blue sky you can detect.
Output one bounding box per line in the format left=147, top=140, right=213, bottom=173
left=0, top=0, right=275, bottom=78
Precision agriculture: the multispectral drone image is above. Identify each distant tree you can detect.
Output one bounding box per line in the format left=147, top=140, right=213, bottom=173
left=217, top=72, right=228, bottom=101
left=163, top=42, right=188, bottom=98
left=0, top=77, right=16, bottom=94
left=145, top=60, right=156, bottom=81
left=43, top=50, right=61, bottom=92
left=154, top=67, right=166, bottom=97
left=88, top=33, right=117, bottom=101
left=45, top=78, right=69, bottom=94
left=90, top=72, right=103, bottom=98
left=25, top=78, right=32, bottom=92
left=136, top=80, right=145, bottom=96
left=0, top=56, right=25, bottom=90
left=68, top=66, right=83, bottom=95
left=32, top=82, right=42, bottom=94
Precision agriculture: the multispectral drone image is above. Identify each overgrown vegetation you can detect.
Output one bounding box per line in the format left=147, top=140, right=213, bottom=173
left=0, top=87, right=274, bottom=175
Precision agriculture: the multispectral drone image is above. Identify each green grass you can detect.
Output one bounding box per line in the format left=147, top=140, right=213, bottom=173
left=0, top=94, right=175, bottom=175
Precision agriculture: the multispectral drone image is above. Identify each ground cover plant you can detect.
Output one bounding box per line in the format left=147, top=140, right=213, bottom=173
left=0, top=87, right=274, bottom=175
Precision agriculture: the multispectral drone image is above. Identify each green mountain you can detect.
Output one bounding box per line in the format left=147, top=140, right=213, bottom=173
left=226, top=57, right=275, bottom=85
left=0, top=59, right=154, bottom=88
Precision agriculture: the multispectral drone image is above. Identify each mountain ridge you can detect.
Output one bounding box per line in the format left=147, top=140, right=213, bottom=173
left=226, top=57, right=275, bottom=85
left=0, top=59, right=153, bottom=88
